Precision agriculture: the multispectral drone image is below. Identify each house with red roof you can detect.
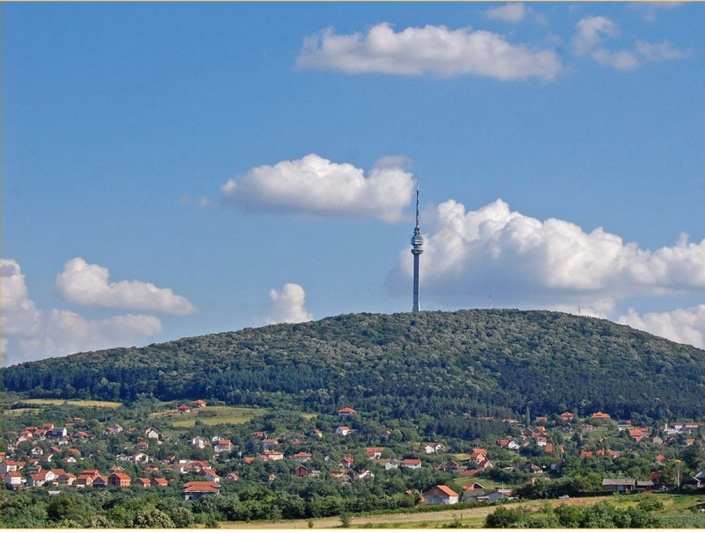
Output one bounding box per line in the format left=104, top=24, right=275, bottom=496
left=402, top=458, right=422, bottom=469
left=183, top=481, right=220, bottom=500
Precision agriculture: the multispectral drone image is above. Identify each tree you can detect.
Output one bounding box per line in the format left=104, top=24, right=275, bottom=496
left=484, top=506, right=527, bottom=528
left=130, top=507, right=176, bottom=528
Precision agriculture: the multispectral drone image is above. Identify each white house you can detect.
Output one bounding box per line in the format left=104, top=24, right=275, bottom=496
left=335, top=426, right=351, bottom=437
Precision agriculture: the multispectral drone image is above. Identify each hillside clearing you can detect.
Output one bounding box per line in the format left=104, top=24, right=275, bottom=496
left=150, top=405, right=268, bottom=428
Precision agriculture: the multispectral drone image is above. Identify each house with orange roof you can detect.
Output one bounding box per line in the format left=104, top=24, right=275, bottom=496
left=183, top=480, right=220, bottom=500
left=365, top=447, right=384, bottom=459
left=5, top=471, right=25, bottom=489
left=401, top=458, right=422, bottom=469
left=293, top=451, right=313, bottom=463
left=337, top=407, right=357, bottom=416
left=108, top=472, right=132, bottom=487
left=423, top=485, right=459, bottom=505
left=591, top=411, right=611, bottom=420
left=92, top=475, right=109, bottom=489
left=214, top=439, right=232, bottom=454
left=335, top=426, right=351, bottom=437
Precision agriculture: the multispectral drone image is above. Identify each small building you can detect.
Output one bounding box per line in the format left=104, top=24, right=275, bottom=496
left=335, top=426, right=351, bottom=437
left=214, top=439, right=233, bottom=454
left=401, top=458, right=422, bottom=470
left=92, top=475, right=109, bottom=489
left=183, top=481, right=220, bottom=501
left=423, top=485, right=459, bottom=505
left=602, top=478, right=636, bottom=492
left=5, top=472, right=25, bottom=489
left=293, top=465, right=310, bottom=478
left=365, top=447, right=384, bottom=459
left=591, top=411, right=611, bottom=420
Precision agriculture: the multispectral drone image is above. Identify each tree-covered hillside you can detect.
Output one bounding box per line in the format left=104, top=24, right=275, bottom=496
left=3, top=310, right=704, bottom=423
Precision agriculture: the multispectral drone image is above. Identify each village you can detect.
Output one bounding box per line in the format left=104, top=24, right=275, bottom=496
left=3, top=399, right=704, bottom=510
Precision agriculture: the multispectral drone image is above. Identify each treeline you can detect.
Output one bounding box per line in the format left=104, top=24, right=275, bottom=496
left=484, top=498, right=667, bottom=528
left=3, top=310, right=704, bottom=426
left=0, top=477, right=422, bottom=528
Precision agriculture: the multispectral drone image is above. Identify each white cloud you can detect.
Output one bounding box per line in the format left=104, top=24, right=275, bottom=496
left=257, top=283, right=313, bottom=326
left=1, top=258, right=165, bottom=366
left=485, top=3, right=530, bottom=23
left=572, top=16, right=618, bottom=56
left=296, top=23, right=562, bottom=81
left=221, top=153, right=415, bottom=222
left=573, top=16, right=688, bottom=70
left=634, top=40, right=688, bottom=62
left=631, top=2, right=684, bottom=22
left=56, top=258, right=197, bottom=316
left=14, top=311, right=163, bottom=365
left=389, top=198, right=704, bottom=306
left=1, top=259, right=42, bottom=337
left=591, top=48, right=641, bottom=70
left=618, top=305, right=705, bottom=349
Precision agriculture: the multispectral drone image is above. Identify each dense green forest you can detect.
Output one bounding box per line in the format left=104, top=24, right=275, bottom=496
left=3, top=310, right=704, bottom=425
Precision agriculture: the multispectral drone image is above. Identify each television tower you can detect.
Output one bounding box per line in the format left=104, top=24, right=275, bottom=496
left=411, top=185, right=423, bottom=313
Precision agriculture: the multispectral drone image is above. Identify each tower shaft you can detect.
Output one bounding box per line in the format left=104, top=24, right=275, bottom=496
left=410, top=186, right=423, bottom=313
left=412, top=253, right=421, bottom=313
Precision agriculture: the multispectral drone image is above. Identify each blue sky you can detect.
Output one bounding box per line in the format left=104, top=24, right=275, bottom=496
left=2, top=1, right=704, bottom=366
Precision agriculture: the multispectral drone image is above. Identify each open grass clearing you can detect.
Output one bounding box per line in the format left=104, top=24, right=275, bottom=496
left=150, top=406, right=268, bottom=428
left=219, top=496, right=615, bottom=529
left=11, top=398, right=122, bottom=408
left=219, top=494, right=705, bottom=529
left=3, top=408, right=41, bottom=416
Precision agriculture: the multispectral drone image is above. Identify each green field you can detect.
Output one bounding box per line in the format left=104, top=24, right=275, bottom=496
left=220, top=494, right=705, bottom=529
left=7, top=398, right=123, bottom=408
left=150, top=405, right=268, bottom=428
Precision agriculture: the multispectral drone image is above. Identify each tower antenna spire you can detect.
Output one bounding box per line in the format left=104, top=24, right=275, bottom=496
left=411, top=183, right=423, bottom=313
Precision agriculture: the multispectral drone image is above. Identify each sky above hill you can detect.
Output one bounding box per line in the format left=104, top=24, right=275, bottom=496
left=2, top=2, right=704, bottom=366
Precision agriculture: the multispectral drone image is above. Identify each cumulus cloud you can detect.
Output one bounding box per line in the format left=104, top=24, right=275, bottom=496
left=389, top=198, right=704, bottom=306
left=572, top=16, right=687, bottom=70
left=296, top=23, right=562, bottom=81
left=257, top=283, right=313, bottom=326
left=572, top=16, right=618, bottom=56
left=221, top=154, right=415, bottom=222
left=13, top=311, right=163, bottom=365
left=56, top=258, right=197, bottom=316
left=484, top=3, right=530, bottom=23
left=618, top=305, right=705, bottom=349
left=1, top=259, right=42, bottom=337
left=1, top=258, right=165, bottom=366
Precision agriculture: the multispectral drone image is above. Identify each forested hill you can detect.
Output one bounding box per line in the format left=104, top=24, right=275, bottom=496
left=3, top=310, right=704, bottom=421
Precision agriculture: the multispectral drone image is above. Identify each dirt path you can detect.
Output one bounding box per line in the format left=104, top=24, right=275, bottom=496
left=218, top=497, right=609, bottom=529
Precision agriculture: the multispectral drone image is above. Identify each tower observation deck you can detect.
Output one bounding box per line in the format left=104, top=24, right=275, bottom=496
left=411, top=186, right=423, bottom=313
